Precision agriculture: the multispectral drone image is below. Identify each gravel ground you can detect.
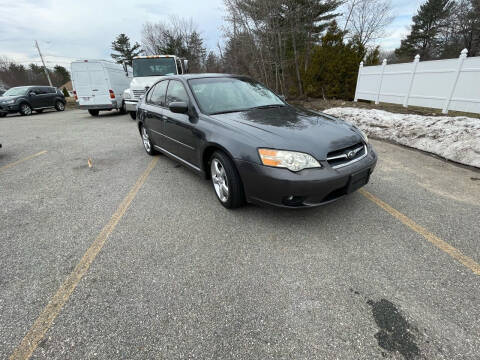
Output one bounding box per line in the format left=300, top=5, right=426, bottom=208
left=1, top=109, right=479, bottom=359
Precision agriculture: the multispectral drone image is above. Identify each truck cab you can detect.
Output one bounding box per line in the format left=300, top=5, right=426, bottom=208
left=124, top=55, right=188, bottom=119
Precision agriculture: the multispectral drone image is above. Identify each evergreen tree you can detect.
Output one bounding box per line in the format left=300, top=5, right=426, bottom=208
left=302, top=22, right=364, bottom=100
left=111, top=34, right=142, bottom=66
left=186, top=31, right=206, bottom=72
left=395, top=0, right=455, bottom=61
left=53, top=65, right=70, bottom=85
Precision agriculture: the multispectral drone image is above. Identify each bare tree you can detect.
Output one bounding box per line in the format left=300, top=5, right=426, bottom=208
left=343, top=0, right=393, bottom=47
left=141, top=16, right=207, bottom=72
left=452, top=0, right=480, bottom=56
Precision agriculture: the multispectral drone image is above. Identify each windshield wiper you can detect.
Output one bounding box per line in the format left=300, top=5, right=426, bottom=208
left=249, top=104, right=286, bottom=110
left=210, top=109, right=249, bottom=115
left=210, top=104, right=286, bottom=115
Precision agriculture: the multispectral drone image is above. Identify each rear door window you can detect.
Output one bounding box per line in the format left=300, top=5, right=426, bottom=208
left=148, top=80, right=168, bottom=107
left=34, top=87, right=46, bottom=95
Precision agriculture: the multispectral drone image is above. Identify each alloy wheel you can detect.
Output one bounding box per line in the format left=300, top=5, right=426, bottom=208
left=21, top=104, right=32, bottom=115
left=211, top=158, right=229, bottom=203
left=142, top=127, right=151, bottom=153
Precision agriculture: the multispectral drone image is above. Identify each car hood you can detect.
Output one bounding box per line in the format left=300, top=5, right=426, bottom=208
left=0, top=95, right=19, bottom=102
left=209, top=105, right=363, bottom=159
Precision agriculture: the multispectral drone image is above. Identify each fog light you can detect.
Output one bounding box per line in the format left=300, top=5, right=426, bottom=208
left=282, top=195, right=305, bottom=206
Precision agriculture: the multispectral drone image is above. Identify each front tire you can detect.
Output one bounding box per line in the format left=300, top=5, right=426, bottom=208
left=129, top=111, right=136, bottom=120
left=140, top=125, right=157, bottom=155
left=55, top=101, right=65, bottom=111
left=19, top=103, right=32, bottom=116
left=88, top=109, right=99, bottom=116
left=210, top=151, right=244, bottom=209
left=119, top=102, right=127, bottom=114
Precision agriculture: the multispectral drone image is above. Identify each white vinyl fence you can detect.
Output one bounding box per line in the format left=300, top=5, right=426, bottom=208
left=354, top=49, right=480, bottom=114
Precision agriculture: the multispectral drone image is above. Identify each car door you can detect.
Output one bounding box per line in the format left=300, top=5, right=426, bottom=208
left=45, top=87, right=57, bottom=107
left=28, top=87, right=45, bottom=108
left=163, top=80, right=198, bottom=166
left=143, top=80, right=168, bottom=147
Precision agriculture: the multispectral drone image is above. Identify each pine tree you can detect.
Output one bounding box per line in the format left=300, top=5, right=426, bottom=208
left=186, top=31, right=206, bottom=73
left=111, top=34, right=142, bottom=66
left=395, top=0, right=455, bottom=61
left=53, top=65, right=70, bottom=84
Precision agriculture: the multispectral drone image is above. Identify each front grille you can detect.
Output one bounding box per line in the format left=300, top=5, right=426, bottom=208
left=327, top=142, right=367, bottom=168
left=132, top=89, right=145, bottom=99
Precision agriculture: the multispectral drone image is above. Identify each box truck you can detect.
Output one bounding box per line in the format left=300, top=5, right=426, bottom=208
left=71, top=60, right=132, bottom=116
left=123, top=55, right=188, bottom=119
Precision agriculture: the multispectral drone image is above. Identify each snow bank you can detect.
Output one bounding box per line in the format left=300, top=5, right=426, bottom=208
left=323, top=107, right=480, bottom=168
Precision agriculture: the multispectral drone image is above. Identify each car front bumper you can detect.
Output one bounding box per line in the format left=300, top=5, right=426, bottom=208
left=0, top=103, right=20, bottom=113
left=236, top=145, right=377, bottom=208
left=124, top=99, right=138, bottom=112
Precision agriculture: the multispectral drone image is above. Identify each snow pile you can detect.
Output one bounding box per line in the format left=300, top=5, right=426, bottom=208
left=323, top=107, right=480, bottom=168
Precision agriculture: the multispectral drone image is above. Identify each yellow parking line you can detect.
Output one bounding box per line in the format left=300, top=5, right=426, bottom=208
left=359, top=188, right=480, bottom=276
left=9, top=157, right=159, bottom=360
left=0, top=150, right=47, bottom=172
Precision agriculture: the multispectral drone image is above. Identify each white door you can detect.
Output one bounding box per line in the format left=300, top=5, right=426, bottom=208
left=72, top=62, right=110, bottom=107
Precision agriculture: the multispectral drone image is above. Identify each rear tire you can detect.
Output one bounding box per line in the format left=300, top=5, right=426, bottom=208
left=129, top=111, right=136, bottom=120
left=19, top=103, right=32, bottom=116
left=209, top=151, right=245, bottom=209
left=119, top=102, right=127, bottom=114
left=88, top=109, right=99, bottom=116
left=55, top=101, right=65, bottom=111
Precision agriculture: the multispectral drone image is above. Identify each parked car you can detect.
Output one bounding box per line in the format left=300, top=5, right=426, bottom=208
left=136, top=74, right=377, bottom=209
left=0, top=86, right=65, bottom=117
left=71, top=60, right=132, bottom=116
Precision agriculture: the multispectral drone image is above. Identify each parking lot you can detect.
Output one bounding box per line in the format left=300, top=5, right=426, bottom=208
left=1, top=108, right=479, bottom=359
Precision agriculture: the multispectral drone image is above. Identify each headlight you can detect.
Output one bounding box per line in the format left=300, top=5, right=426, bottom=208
left=358, top=128, right=368, bottom=143
left=258, top=149, right=321, bottom=172
left=123, top=90, right=131, bottom=99
left=351, top=124, right=368, bottom=143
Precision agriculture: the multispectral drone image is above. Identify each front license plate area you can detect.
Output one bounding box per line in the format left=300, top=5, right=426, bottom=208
left=347, top=168, right=370, bottom=193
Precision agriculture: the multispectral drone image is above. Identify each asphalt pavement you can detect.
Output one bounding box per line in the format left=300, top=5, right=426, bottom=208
left=1, top=108, right=479, bottom=359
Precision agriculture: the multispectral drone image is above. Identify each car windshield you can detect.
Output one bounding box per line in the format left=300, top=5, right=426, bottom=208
left=188, top=77, right=285, bottom=115
left=3, top=87, right=29, bottom=96
left=133, top=58, right=177, bottom=77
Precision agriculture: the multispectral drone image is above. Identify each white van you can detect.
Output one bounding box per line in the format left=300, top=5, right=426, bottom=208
left=71, top=60, right=132, bottom=116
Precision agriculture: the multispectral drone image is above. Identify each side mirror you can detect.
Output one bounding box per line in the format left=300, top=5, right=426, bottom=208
left=122, top=62, right=128, bottom=76
left=279, top=94, right=286, bottom=101
left=29, top=91, right=36, bottom=97
left=183, top=60, right=189, bottom=73
left=169, top=101, right=188, bottom=114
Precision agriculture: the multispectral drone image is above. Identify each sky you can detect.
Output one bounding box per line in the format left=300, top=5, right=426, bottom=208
left=0, top=0, right=424, bottom=69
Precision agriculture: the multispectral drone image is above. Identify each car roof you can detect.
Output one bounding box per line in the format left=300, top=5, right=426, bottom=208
left=10, top=85, right=54, bottom=89
left=165, top=73, right=246, bottom=81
